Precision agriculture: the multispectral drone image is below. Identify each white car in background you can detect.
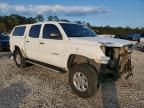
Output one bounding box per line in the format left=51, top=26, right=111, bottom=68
left=138, top=34, right=144, bottom=49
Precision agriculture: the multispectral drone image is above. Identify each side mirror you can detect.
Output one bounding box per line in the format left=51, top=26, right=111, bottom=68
left=50, top=33, right=61, bottom=39
left=50, top=33, right=59, bottom=37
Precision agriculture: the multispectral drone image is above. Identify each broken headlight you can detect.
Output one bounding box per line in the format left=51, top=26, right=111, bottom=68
left=124, top=45, right=133, bottom=53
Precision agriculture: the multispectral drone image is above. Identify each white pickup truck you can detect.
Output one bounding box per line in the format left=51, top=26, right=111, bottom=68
left=10, top=21, right=135, bottom=98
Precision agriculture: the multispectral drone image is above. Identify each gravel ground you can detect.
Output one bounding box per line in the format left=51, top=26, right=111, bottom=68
left=0, top=49, right=144, bottom=108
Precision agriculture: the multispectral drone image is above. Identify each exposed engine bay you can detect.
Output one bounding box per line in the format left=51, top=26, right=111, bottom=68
left=100, top=45, right=133, bottom=80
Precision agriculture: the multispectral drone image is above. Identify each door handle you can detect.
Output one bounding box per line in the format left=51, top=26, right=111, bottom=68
left=40, top=42, right=44, bottom=44
left=26, top=40, right=29, bottom=43
left=52, top=53, right=59, bottom=55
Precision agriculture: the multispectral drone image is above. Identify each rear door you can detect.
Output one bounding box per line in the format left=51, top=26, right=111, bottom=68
left=25, top=24, right=41, bottom=60
left=39, top=24, right=64, bottom=67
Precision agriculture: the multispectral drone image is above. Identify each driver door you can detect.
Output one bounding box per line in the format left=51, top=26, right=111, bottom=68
left=39, top=24, right=64, bottom=67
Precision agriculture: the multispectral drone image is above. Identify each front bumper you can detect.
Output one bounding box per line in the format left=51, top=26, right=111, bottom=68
left=100, top=45, right=133, bottom=80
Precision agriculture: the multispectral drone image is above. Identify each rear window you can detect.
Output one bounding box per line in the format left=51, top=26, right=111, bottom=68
left=12, top=26, right=26, bottom=36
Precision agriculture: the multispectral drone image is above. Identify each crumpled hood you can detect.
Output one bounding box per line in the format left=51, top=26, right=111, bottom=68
left=69, top=36, right=136, bottom=47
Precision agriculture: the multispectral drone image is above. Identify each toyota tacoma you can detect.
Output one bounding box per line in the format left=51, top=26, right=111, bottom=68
left=10, top=21, right=135, bottom=98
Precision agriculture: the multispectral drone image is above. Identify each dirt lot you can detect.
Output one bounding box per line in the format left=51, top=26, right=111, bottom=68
left=0, top=49, right=144, bottom=108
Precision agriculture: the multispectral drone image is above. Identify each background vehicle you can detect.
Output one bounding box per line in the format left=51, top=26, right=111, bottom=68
left=137, top=33, right=144, bottom=49
left=10, top=21, right=135, bottom=98
left=114, top=34, right=129, bottom=40
left=127, top=34, right=141, bottom=41
left=0, top=34, right=10, bottom=51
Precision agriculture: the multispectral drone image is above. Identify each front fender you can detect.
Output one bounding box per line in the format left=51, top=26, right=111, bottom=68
left=63, top=44, right=109, bottom=69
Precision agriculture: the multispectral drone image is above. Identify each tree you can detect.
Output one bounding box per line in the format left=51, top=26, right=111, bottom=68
left=0, top=14, right=144, bottom=35
left=26, top=17, right=36, bottom=24
left=53, top=16, right=59, bottom=21
left=0, top=23, right=6, bottom=32
left=74, top=21, right=83, bottom=24
left=47, top=16, right=60, bottom=21
left=85, top=22, right=91, bottom=27
left=47, top=16, right=53, bottom=21
left=35, top=15, right=44, bottom=22
left=61, top=19, right=70, bottom=22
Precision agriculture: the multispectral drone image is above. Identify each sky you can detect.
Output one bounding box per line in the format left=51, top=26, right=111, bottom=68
left=0, top=0, right=144, bottom=28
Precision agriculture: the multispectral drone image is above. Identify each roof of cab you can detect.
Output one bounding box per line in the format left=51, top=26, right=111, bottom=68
left=14, top=21, right=79, bottom=27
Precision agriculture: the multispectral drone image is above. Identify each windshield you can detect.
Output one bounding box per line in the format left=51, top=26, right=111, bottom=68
left=60, top=23, right=97, bottom=37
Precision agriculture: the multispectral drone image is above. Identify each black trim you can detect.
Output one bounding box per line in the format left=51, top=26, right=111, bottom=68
left=26, top=58, right=66, bottom=72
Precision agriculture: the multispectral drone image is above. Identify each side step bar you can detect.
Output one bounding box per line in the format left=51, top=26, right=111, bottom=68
left=26, top=58, right=66, bottom=73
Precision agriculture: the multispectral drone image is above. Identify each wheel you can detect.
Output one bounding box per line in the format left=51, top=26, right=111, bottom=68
left=69, top=63, right=99, bottom=98
left=14, top=49, right=27, bottom=68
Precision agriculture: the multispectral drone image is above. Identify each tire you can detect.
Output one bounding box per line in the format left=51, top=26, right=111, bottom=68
left=69, top=63, right=99, bottom=98
left=14, top=49, right=27, bottom=68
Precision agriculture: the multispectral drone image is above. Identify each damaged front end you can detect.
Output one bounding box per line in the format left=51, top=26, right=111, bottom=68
left=100, top=44, right=133, bottom=81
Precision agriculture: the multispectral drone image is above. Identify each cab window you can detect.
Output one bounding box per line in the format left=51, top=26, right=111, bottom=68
left=29, top=25, right=41, bottom=38
left=43, top=24, right=62, bottom=40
